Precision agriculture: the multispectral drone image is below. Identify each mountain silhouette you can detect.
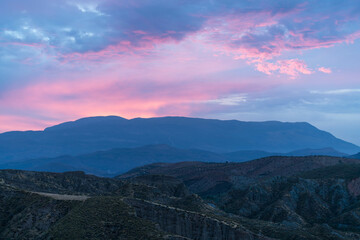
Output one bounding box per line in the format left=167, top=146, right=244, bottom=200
left=0, top=116, right=358, bottom=163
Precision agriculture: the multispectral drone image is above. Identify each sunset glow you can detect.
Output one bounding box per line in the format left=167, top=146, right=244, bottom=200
left=1, top=0, right=360, bottom=144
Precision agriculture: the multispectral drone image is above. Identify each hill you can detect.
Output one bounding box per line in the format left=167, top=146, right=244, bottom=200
left=119, top=155, right=360, bottom=195
left=118, top=156, right=360, bottom=239
left=286, top=147, right=347, bottom=157
left=225, top=147, right=347, bottom=162
left=0, top=116, right=358, bottom=163
left=2, top=156, right=360, bottom=239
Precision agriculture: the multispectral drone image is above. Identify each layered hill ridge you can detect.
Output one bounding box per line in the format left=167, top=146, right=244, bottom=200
left=0, top=144, right=349, bottom=177
left=0, top=116, right=358, bottom=163
left=119, top=155, right=360, bottom=195
left=0, top=145, right=225, bottom=176
left=118, top=156, right=360, bottom=239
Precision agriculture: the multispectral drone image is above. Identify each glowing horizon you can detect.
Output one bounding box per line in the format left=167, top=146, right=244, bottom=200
left=1, top=0, right=360, bottom=145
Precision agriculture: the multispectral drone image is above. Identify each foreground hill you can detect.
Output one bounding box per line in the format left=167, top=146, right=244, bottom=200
left=118, top=156, right=360, bottom=239
left=0, top=116, right=358, bottom=162
left=0, top=145, right=348, bottom=176
left=2, top=159, right=360, bottom=239
left=2, top=155, right=360, bottom=239
left=0, top=169, right=277, bottom=239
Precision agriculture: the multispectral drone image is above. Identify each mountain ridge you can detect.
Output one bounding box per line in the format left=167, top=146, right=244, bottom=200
left=0, top=116, right=358, bottom=163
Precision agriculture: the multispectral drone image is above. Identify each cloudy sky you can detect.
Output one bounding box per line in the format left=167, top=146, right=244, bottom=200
left=1, top=0, right=360, bottom=145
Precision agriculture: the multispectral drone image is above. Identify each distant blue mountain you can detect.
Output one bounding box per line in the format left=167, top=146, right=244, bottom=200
left=0, top=145, right=349, bottom=177
left=0, top=145, right=225, bottom=176
left=0, top=116, right=358, bottom=163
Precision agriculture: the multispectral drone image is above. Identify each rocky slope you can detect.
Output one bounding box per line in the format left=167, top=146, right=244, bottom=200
left=119, top=156, right=360, bottom=239
left=2, top=155, right=360, bottom=239
left=0, top=170, right=270, bottom=239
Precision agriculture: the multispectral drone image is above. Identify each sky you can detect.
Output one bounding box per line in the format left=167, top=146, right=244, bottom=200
left=1, top=0, right=360, bottom=145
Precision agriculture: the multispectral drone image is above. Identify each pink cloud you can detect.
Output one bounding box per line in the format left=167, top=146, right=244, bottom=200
left=278, top=59, right=313, bottom=76
left=0, top=76, right=255, bottom=131
left=256, top=59, right=313, bottom=77
left=256, top=62, right=279, bottom=75
left=318, top=67, right=332, bottom=74
left=4, top=5, right=358, bottom=79
left=0, top=115, right=55, bottom=133
left=197, top=9, right=360, bottom=76
left=2, top=0, right=360, bottom=136
left=0, top=38, right=272, bottom=132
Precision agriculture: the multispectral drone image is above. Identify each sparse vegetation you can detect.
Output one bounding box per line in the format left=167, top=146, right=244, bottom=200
left=298, top=164, right=360, bottom=180
left=1, top=156, right=360, bottom=239
left=49, top=197, right=164, bottom=240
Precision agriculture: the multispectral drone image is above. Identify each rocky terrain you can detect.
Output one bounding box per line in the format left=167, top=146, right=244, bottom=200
left=1, top=155, right=360, bottom=239
left=0, top=170, right=271, bottom=240
left=119, top=156, right=360, bottom=239
left=120, top=156, right=360, bottom=194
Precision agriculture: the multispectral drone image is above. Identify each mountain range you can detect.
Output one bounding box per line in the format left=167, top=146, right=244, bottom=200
left=0, top=116, right=358, bottom=164
left=1, top=115, right=360, bottom=239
